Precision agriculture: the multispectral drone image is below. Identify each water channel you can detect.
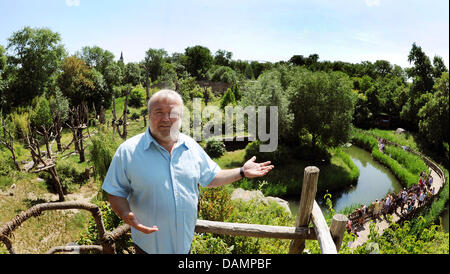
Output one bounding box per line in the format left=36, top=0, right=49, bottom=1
left=286, top=144, right=449, bottom=232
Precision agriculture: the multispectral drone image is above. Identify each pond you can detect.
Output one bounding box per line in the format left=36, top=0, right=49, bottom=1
left=287, top=144, right=403, bottom=215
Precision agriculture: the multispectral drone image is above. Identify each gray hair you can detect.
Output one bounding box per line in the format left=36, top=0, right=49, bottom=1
left=147, top=89, right=184, bottom=115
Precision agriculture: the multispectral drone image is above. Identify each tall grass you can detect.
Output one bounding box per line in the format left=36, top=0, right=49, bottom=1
left=351, top=130, right=419, bottom=187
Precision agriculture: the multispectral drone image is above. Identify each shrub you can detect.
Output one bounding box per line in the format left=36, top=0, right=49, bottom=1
left=198, top=186, right=233, bottom=222
left=77, top=201, right=132, bottom=254
left=204, top=138, right=226, bottom=159
left=128, top=86, right=145, bottom=108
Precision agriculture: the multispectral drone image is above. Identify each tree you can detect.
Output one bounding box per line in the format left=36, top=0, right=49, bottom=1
left=0, top=45, right=8, bottom=112
left=207, top=65, right=237, bottom=83
left=289, top=55, right=306, bottom=66
left=49, top=89, right=70, bottom=152
left=406, top=43, right=434, bottom=94
left=374, top=60, right=392, bottom=78
left=214, top=50, right=233, bottom=67
left=144, top=48, right=168, bottom=82
left=220, top=88, right=236, bottom=109
left=58, top=56, right=109, bottom=110
left=184, top=45, right=213, bottom=79
left=77, top=46, right=115, bottom=76
left=402, top=43, right=443, bottom=130
left=432, top=56, right=448, bottom=79
left=6, top=26, right=66, bottom=107
left=288, top=70, right=356, bottom=149
left=241, top=67, right=294, bottom=143
left=123, top=62, right=143, bottom=86
left=418, top=72, right=449, bottom=150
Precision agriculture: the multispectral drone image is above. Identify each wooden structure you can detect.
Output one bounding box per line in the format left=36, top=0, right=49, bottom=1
left=0, top=166, right=347, bottom=254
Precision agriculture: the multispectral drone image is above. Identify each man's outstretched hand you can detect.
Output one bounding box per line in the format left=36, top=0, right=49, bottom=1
left=125, top=212, right=158, bottom=234
left=243, top=156, right=274, bottom=178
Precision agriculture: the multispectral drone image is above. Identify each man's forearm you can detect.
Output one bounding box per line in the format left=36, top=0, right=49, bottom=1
left=208, top=168, right=242, bottom=188
left=107, top=194, right=131, bottom=221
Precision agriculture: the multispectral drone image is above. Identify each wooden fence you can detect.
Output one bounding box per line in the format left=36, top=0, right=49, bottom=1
left=0, top=166, right=347, bottom=254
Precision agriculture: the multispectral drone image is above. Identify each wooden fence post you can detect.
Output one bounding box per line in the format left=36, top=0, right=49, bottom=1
left=330, top=214, right=348, bottom=252
left=289, top=166, right=319, bottom=254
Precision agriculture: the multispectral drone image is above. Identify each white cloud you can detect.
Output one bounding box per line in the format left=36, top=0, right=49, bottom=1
left=365, top=0, right=380, bottom=7
left=66, top=0, right=80, bottom=7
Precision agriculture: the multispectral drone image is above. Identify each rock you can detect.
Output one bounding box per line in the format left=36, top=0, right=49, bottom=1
left=395, top=128, right=406, bottom=134
left=231, top=188, right=265, bottom=203
left=231, top=188, right=291, bottom=215
left=266, top=196, right=291, bottom=215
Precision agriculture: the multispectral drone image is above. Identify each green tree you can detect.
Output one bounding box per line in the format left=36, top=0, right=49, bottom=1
left=241, top=67, right=294, bottom=143
left=77, top=45, right=115, bottom=76
left=58, top=56, right=108, bottom=110
left=288, top=70, right=356, bottom=149
left=220, top=88, right=236, bottom=109
left=6, top=26, right=66, bottom=107
left=418, top=72, right=449, bottom=150
left=214, top=49, right=233, bottom=67
left=123, top=62, right=142, bottom=86
left=144, top=48, right=168, bottom=82
left=185, top=45, right=213, bottom=79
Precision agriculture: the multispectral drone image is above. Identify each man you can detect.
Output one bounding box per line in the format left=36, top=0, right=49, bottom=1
left=102, top=89, right=274, bottom=254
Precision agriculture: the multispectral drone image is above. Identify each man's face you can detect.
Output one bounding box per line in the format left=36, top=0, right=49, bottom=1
left=148, top=95, right=182, bottom=143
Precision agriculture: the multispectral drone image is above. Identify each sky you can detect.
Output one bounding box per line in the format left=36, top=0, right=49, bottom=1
left=0, top=0, right=448, bottom=69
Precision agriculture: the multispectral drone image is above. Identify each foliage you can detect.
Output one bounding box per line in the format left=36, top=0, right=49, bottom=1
left=288, top=69, right=357, bottom=149
left=31, top=96, right=53, bottom=129
left=123, top=62, right=142, bottom=86
left=204, top=138, right=226, bottom=159
left=198, top=186, right=234, bottom=222
left=58, top=56, right=110, bottom=109
left=357, top=218, right=449, bottom=254
left=6, top=26, right=66, bottom=107
left=128, top=85, right=145, bottom=108
left=184, top=45, right=213, bottom=79
left=194, top=185, right=294, bottom=254
left=418, top=72, right=449, bottom=150
left=89, top=128, right=120, bottom=183
left=241, top=67, right=294, bottom=142
left=206, top=65, right=237, bottom=83
left=220, top=87, right=236, bottom=109
left=351, top=130, right=418, bottom=187
left=77, top=46, right=115, bottom=76
left=77, top=201, right=132, bottom=254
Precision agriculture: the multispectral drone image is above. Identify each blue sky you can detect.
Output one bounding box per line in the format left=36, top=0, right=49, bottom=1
left=0, top=0, right=448, bottom=68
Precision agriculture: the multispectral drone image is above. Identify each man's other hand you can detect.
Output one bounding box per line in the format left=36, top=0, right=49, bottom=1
left=243, top=156, right=274, bottom=178
left=125, top=212, right=158, bottom=234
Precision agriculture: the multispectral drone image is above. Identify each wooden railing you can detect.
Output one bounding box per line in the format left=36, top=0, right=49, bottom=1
left=0, top=166, right=347, bottom=254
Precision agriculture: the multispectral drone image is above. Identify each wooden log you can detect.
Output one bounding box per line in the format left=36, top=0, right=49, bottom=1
left=46, top=245, right=103, bottom=254
left=311, top=200, right=337, bottom=254
left=330, top=214, right=348, bottom=252
left=289, top=166, right=319, bottom=254
left=195, top=219, right=316, bottom=240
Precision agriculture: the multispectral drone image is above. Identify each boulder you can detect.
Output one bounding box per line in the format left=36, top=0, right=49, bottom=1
left=231, top=188, right=291, bottom=215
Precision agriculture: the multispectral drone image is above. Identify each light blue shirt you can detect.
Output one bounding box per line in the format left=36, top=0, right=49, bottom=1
left=102, top=128, right=221, bottom=254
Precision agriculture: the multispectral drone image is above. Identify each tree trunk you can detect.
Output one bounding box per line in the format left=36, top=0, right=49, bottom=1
left=48, top=166, right=65, bottom=201
left=77, top=128, right=85, bottom=163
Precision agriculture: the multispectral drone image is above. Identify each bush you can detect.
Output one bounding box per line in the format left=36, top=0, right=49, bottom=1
left=128, top=86, right=145, bottom=108
left=199, top=186, right=233, bottom=222
left=204, top=138, right=226, bottom=159
left=89, top=129, right=120, bottom=182
left=77, top=201, right=132, bottom=254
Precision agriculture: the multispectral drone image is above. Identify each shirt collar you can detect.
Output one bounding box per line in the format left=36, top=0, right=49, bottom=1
left=144, top=127, right=189, bottom=151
